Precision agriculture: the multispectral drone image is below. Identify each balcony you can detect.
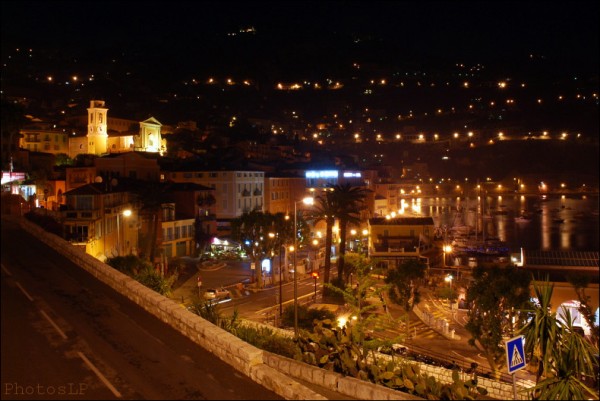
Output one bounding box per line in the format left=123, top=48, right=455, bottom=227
left=65, top=233, right=89, bottom=244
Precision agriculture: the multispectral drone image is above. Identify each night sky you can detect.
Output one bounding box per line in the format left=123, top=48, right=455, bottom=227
left=2, top=1, right=599, bottom=64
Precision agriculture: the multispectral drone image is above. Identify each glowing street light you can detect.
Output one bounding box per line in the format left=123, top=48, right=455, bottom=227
left=445, top=274, right=454, bottom=311
left=443, top=244, right=453, bottom=267
left=117, top=208, right=132, bottom=255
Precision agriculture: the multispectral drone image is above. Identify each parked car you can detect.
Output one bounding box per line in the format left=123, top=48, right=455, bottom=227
left=203, top=287, right=231, bottom=301
left=378, top=343, right=409, bottom=356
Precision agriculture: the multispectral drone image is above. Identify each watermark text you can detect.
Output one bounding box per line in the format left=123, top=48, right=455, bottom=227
left=4, top=382, right=88, bottom=396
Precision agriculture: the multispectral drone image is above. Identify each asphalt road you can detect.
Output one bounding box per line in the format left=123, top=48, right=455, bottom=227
left=181, top=257, right=538, bottom=388
left=1, top=218, right=282, bottom=400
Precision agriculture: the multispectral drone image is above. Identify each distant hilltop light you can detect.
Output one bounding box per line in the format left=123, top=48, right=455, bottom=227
left=228, top=26, right=256, bottom=36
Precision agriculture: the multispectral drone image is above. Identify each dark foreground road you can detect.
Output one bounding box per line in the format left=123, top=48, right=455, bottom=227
left=1, top=218, right=282, bottom=400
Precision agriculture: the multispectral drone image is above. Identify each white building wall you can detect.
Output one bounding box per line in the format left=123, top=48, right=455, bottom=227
left=164, top=170, right=265, bottom=219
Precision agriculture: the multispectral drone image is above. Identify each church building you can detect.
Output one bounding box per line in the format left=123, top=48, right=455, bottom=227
left=67, top=100, right=168, bottom=158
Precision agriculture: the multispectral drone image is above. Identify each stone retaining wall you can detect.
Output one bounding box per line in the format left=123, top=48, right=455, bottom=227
left=263, top=352, right=423, bottom=400
left=418, top=361, right=530, bottom=400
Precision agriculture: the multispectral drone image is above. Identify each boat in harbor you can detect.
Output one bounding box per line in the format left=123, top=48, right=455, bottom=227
left=515, top=210, right=533, bottom=223
left=451, top=234, right=509, bottom=256
left=515, top=215, right=532, bottom=223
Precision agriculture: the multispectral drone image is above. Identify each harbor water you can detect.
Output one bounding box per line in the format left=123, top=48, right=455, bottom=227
left=416, top=194, right=599, bottom=253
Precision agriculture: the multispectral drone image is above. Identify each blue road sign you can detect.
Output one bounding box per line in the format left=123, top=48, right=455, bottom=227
left=506, top=335, right=526, bottom=374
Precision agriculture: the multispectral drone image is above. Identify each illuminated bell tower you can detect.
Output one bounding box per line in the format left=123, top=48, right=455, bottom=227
left=87, top=100, right=108, bottom=155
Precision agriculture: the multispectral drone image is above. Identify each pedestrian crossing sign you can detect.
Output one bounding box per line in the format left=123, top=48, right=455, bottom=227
left=505, top=335, right=526, bottom=374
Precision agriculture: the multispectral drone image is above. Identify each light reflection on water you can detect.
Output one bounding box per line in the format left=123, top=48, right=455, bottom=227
left=418, top=194, right=599, bottom=252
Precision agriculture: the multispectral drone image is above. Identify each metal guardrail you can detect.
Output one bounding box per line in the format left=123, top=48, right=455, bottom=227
left=394, top=341, right=530, bottom=386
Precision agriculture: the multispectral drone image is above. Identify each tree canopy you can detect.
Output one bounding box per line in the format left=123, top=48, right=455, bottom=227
left=384, top=258, right=427, bottom=311
left=464, top=265, right=533, bottom=378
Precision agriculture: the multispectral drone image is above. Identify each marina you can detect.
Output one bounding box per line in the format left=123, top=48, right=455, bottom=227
left=417, top=194, right=599, bottom=258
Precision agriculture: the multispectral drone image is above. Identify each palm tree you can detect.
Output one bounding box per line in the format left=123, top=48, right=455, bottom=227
left=134, top=181, right=169, bottom=263
left=270, top=212, right=294, bottom=282
left=519, top=278, right=599, bottom=400
left=310, top=188, right=337, bottom=293
left=330, top=184, right=368, bottom=284
left=230, top=210, right=281, bottom=288
left=194, top=193, right=217, bottom=256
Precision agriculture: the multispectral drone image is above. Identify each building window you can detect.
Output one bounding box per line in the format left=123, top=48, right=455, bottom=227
left=76, top=196, right=92, bottom=210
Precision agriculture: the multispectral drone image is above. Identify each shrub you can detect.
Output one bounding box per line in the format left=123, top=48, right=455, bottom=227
left=235, top=325, right=297, bottom=358
left=107, top=255, right=150, bottom=275
left=281, top=304, right=336, bottom=330
left=134, top=266, right=176, bottom=296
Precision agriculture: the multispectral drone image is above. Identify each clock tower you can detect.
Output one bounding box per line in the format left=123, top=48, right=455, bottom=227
left=87, top=100, right=108, bottom=155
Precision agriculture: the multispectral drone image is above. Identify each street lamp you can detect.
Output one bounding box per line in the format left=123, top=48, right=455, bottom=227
left=117, top=208, right=132, bottom=255
left=445, top=274, right=454, bottom=311
left=279, top=243, right=284, bottom=317
left=294, top=196, right=314, bottom=338
left=443, top=244, right=453, bottom=268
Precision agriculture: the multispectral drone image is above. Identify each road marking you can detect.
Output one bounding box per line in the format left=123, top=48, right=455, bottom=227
left=16, top=282, right=34, bottom=302
left=77, top=351, right=122, bottom=398
left=40, top=310, right=68, bottom=340
left=1, top=263, right=12, bottom=276
left=111, top=307, right=165, bottom=346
